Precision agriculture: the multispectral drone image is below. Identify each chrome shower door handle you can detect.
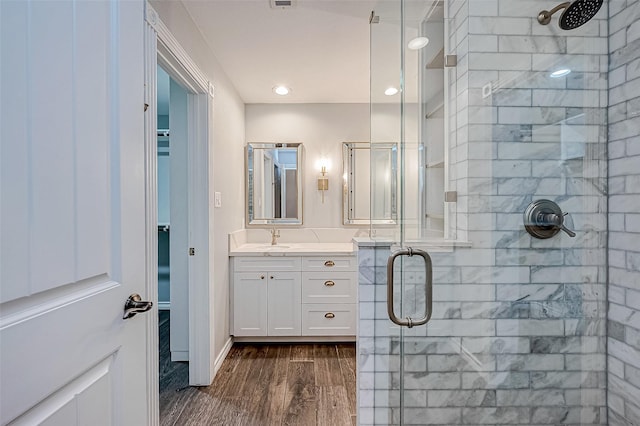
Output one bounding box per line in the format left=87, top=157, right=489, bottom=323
left=386, top=247, right=433, bottom=328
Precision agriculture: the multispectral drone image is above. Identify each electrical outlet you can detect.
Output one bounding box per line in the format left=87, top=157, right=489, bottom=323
left=214, top=192, right=222, bottom=208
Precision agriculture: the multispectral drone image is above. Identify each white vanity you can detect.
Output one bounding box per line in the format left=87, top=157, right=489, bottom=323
left=232, top=141, right=368, bottom=341
left=229, top=233, right=359, bottom=342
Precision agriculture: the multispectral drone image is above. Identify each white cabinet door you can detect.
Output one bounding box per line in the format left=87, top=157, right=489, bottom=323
left=0, top=1, right=150, bottom=425
left=267, top=272, right=301, bottom=336
left=233, top=272, right=268, bottom=336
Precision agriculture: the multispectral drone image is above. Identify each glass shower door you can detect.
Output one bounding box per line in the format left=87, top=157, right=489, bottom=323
left=364, top=0, right=608, bottom=424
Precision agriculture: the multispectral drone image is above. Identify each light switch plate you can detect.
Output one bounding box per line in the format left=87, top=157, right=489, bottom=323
left=214, top=192, right=222, bottom=208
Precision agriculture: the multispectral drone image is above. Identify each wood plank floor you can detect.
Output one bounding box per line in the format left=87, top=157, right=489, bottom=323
left=159, top=312, right=357, bottom=426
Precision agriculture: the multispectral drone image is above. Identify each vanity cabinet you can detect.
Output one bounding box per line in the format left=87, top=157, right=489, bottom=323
left=232, top=258, right=301, bottom=337
left=231, top=255, right=356, bottom=339
left=233, top=272, right=268, bottom=336
left=233, top=271, right=301, bottom=336
left=300, top=257, right=357, bottom=336
left=267, top=272, right=301, bottom=335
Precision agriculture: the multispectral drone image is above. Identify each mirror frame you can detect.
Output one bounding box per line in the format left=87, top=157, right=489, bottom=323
left=342, top=142, right=398, bottom=226
left=245, top=142, right=304, bottom=227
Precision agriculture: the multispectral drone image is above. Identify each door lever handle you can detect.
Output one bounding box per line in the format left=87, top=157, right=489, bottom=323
left=123, top=293, right=153, bottom=319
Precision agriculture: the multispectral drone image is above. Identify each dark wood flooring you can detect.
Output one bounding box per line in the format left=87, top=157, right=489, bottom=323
left=159, top=311, right=357, bottom=426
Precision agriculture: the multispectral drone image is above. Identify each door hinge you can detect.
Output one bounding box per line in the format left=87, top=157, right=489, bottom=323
left=189, top=247, right=195, bottom=256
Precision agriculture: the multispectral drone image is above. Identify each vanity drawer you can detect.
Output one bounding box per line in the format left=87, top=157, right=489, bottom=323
left=302, top=272, right=356, bottom=304
left=302, top=304, right=356, bottom=336
left=302, top=256, right=356, bottom=272
left=233, top=256, right=301, bottom=272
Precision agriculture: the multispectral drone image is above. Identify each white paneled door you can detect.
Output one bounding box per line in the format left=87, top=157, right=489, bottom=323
left=1, top=1, right=151, bottom=425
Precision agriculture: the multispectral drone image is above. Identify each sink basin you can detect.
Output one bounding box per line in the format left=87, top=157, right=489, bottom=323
left=262, top=245, right=291, bottom=250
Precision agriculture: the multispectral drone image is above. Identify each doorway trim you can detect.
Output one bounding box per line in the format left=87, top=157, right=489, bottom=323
left=144, top=6, right=215, bottom=422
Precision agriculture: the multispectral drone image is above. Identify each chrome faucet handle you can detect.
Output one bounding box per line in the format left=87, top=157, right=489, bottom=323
left=560, top=213, right=576, bottom=237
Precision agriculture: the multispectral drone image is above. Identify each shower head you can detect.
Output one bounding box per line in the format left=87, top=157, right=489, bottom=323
left=537, top=0, right=603, bottom=30
left=559, top=0, right=604, bottom=29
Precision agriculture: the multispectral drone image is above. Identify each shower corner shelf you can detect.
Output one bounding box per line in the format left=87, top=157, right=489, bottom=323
left=426, top=160, right=444, bottom=168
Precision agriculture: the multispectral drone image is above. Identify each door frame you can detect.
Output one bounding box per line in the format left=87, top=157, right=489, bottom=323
left=143, top=5, right=215, bottom=419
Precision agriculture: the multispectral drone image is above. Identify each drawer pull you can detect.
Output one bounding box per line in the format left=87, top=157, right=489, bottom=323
left=270, top=276, right=274, bottom=279
left=260, top=275, right=265, bottom=280
left=324, top=312, right=335, bottom=319
left=324, top=260, right=335, bottom=267
left=324, top=280, right=335, bottom=287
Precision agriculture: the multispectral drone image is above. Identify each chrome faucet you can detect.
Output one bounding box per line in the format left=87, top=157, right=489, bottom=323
left=270, top=228, right=280, bottom=245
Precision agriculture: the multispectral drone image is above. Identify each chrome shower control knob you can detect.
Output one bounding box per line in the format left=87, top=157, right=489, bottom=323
left=524, top=199, right=576, bottom=239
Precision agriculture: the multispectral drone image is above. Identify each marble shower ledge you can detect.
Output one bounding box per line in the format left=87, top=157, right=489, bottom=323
left=354, top=237, right=472, bottom=252
left=229, top=242, right=356, bottom=257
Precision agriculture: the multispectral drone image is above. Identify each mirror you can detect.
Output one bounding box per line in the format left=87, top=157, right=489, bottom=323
left=246, top=143, right=303, bottom=226
left=343, top=142, right=397, bottom=225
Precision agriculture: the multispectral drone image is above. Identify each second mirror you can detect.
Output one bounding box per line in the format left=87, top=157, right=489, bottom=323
left=343, top=142, right=397, bottom=225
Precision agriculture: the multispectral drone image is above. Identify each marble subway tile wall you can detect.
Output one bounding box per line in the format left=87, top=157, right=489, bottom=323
left=358, top=242, right=398, bottom=425
left=359, top=0, right=608, bottom=424
left=359, top=245, right=607, bottom=425
left=607, top=0, right=640, bottom=425
left=450, top=7, right=609, bottom=422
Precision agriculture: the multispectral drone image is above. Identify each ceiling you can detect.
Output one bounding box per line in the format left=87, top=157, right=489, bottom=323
left=182, top=0, right=375, bottom=104
left=181, top=1, right=437, bottom=104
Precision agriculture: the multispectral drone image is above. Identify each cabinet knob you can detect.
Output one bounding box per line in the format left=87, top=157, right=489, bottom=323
left=324, top=260, right=335, bottom=267
left=324, top=312, right=335, bottom=319
left=260, top=275, right=265, bottom=280
left=270, top=275, right=274, bottom=280
left=324, top=280, right=335, bottom=287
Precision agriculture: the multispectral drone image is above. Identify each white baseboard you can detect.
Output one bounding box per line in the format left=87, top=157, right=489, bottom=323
left=171, top=350, right=188, bottom=362
left=157, top=301, right=171, bottom=310
left=213, top=337, right=234, bottom=376
left=233, top=335, right=356, bottom=343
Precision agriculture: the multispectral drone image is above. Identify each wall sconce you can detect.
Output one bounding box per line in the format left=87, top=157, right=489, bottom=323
left=317, top=166, right=329, bottom=203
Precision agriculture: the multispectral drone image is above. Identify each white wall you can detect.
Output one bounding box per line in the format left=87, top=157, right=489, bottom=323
left=151, top=0, right=246, bottom=371
left=245, top=103, right=369, bottom=228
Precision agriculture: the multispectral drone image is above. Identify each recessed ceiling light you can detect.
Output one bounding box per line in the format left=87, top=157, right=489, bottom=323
left=384, top=87, right=399, bottom=96
left=550, top=68, right=571, bottom=78
left=273, top=85, right=290, bottom=95
left=408, top=37, right=430, bottom=50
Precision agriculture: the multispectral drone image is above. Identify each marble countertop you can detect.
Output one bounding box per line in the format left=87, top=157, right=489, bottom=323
left=229, top=242, right=356, bottom=257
